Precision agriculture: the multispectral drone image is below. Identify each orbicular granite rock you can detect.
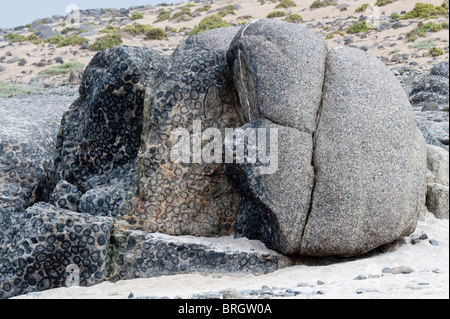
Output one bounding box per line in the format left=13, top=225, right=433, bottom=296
left=426, top=145, right=449, bottom=219
left=53, top=46, right=168, bottom=224
left=0, top=203, right=114, bottom=299
left=133, top=38, right=245, bottom=237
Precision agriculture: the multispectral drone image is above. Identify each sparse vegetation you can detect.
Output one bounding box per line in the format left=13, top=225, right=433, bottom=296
left=217, top=5, right=238, bottom=17
left=276, top=0, right=297, bottom=9
left=3, top=33, right=42, bottom=45
left=0, top=83, right=41, bottom=98
left=310, top=0, right=337, bottom=9
left=355, top=4, right=373, bottom=12
left=428, top=46, right=444, bottom=56
left=26, top=34, right=42, bottom=45
left=145, top=28, right=168, bottom=40
left=284, top=14, right=303, bottom=23
left=122, top=23, right=154, bottom=36
left=406, top=22, right=448, bottom=41
left=267, top=11, right=286, bottom=19
left=56, top=35, right=89, bottom=48
left=84, top=22, right=102, bottom=29
left=408, top=38, right=437, bottom=50
left=89, top=34, right=123, bottom=51
left=326, top=30, right=345, bottom=39
left=347, top=21, right=375, bottom=34
left=171, top=7, right=193, bottom=22
left=189, top=15, right=231, bottom=36
left=61, top=26, right=76, bottom=34
left=130, top=12, right=144, bottom=21
left=99, top=26, right=121, bottom=34
left=155, top=9, right=171, bottom=23
left=44, top=35, right=65, bottom=45
left=4, top=33, right=27, bottom=43
left=375, top=0, right=396, bottom=7
left=195, top=5, right=211, bottom=13
left=400, top=2, right=448, bottom=19
left=391, top=13, right=401, bottom=19
left=38, top=61, right=84, bottom=77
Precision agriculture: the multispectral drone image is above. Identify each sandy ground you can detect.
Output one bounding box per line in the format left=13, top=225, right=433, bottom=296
left=13, top=212, right=449, bottom=299
left=0, top=0, right=449, bottom=84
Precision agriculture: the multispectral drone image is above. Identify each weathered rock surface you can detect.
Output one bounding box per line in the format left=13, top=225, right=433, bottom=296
left=302, top=47, right=427, bottom=257
left=0, top=96, right=73, bottom=223
left=0, top=203, right=114, bottom=299
left=426, top=145, right=449, bottom=219
left=108, top=226, right=286, bottom=282
left=133, top=39, right=245, bottom=237
left=227, top=19, right=327, bottom=133
left=226, top=118, right=314, bottom=255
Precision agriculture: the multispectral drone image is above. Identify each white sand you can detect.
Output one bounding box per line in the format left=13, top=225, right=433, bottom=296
left=13, top=212, right=449, bottom=299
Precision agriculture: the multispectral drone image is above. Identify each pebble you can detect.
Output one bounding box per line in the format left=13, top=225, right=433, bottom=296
left=429, top=239, right=439, bottom=246
left=223, top=288, right=242, bottom=299
left=356, top=288, right=379, bottom=294
left=317, top=280, right=325, bottom=285
left=383, top=266, right=415, bottom=275
left=354, top=274, right=367, bottom=280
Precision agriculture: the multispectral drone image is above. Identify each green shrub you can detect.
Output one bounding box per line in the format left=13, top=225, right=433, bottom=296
left=61, top=26, right=76, bottom=34
left=375, top=0, right=395, bottom=6
left=122, top=23, right=154, bottom=36
left=391, top=13, right=401, bottom=19
left=442, top=22, right=449, bottom=29
left=218, top=5, right=238, bottom=17
left=38, top=61, right=84, bottom=77
left=267, top=11, right=286, bottom=18
left=195, top=5, right=211, bottom=13
left=155, top=9, right=171, bottom=23
left=310, top=0, right=337, bottom=9
left=130, top=12, right=144, bottom=21
left=276, top=0, right=297, bottom=9
left=189, top=15, right=231, bottom=35
left=355, top=4, right=373, bottom=12
left=3, top=33, right=42, bottom=45
left=326, top=30, right=345, bottom=39
left=284, top=13, right=303, bottom=23
left=56, top=35, right=89, bottom=48
left=0, top=83, right=41, bottom=98
left=26, top=34, right=42, bottom=45
left=99, top=26, right=121, bottom=34
left=89, top=34, right=123, bottom=51
left=400, top=2, right=448, bottom=19
left=44, top=35, right=65, bottom=45
left=171, top=7, right=193, bottom=22
left=145, top=28, right=168, bottom=40
left=428, top=46, right=444, bottom=56
left=347, top=21, right=375, bottom=34
left=4, top=33, right=27, bottom=43
left=407, top=22, right=447, bottom=41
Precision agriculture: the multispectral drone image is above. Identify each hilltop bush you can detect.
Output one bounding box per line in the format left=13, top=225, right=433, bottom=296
left=310, top=0, right=337, bottom=9
left=189, top=15, right=231, bottom=35
left=267, top=11, right=286, bottom=18
left=284, top=14, right=303, bottom=23
left=89, top=34, right=122, bottom=51
left=400, top=2, right=448, bottom=19
left=276, top=0, right=297, bottom=9
left=347, top=21, right=375, bottom=34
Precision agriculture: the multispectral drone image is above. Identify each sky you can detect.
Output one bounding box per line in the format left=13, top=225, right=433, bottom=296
left=0, top=0, right=184, bottom=29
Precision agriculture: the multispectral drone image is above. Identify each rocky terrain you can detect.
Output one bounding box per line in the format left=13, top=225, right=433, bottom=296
left=0, top=0, right=449, bottom=299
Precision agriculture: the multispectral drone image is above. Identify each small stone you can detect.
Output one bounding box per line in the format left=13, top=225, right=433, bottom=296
left=354, top=274, right=367, bottom=280
left=384, top=266, right=415, bottom=275
left=316, top=290, right=325, bottom=295
left=128, top=292, right=134, bottom=299
left=223, top=288, right=242, bottom=299
left=429, top=239, right=439, bottom=246
left=317, top=280, right=325, bottom=285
